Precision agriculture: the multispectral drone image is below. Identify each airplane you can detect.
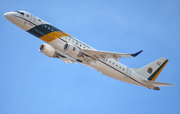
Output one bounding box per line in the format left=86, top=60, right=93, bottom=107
left=4, top=11, right=174, bottom=90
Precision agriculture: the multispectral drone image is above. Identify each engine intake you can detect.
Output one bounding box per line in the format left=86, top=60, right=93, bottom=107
left=39, top=44, right=55, bottom=57
left=64, top=43, right=82, bottom=57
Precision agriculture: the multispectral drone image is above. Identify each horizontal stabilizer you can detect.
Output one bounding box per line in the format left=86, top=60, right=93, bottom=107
left=143, top=80, right=175, bottom=87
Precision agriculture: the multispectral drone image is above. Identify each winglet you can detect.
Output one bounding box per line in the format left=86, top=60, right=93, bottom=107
left=131, top=50, right=143, bottom=57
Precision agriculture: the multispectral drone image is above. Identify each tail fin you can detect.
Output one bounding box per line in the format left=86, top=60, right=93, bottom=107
left=136, top=58, right=168, bottom=81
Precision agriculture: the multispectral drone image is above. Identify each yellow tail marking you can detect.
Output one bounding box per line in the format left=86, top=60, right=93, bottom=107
left=152, top=60, right=169, bottom=81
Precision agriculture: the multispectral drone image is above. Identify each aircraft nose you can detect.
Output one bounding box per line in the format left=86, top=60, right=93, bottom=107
left=4, top=12, right=12, bottom=19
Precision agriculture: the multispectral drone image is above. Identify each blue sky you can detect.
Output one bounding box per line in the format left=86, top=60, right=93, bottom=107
left=1, top=0, right=180, bottom=114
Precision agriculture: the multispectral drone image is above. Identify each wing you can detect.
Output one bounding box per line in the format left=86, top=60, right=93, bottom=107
left=81, top=49, right=143, bottom=62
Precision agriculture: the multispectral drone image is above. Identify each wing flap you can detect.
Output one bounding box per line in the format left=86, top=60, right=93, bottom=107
left=55, top=52, right=76, bottom=64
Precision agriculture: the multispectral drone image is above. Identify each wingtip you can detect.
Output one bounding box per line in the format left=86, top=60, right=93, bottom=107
left=169, top=84, right=175, bottom=86
left=131, top=50, right=143, bottom=57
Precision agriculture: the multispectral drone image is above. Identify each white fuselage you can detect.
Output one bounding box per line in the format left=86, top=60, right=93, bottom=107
left=4, top=11, right=155, bottom=89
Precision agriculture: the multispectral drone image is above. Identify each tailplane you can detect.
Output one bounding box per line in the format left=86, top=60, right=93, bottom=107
left=142, top=80, right=174, bottom=90
left=135, top=58, right=169, bottom=81
left=142, top=80, right=174, bottom=87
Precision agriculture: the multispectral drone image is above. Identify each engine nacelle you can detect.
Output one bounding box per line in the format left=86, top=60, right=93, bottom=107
left=39, top=44, right=55, bottom=58
left=64, top=43, right=82, bottom=57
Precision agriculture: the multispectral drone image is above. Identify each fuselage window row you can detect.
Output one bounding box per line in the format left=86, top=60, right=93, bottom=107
left=65, top=36, right=90, bottom=49
left=106, top=59, right=124, bottom=71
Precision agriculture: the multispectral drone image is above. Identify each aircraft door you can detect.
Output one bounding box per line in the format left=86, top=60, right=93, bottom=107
left=22, top=13, right=32, bottom=30
left=28, top=14, right=35, bottom=28
left=126, top=68, right=131, bottom=76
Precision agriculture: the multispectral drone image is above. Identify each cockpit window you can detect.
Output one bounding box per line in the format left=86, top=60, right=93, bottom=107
left=14, top=11, right=24, bottom=16
left=20, top=12, right=24, bottom=15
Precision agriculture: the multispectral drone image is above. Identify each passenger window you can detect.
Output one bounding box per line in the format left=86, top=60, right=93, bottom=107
left=116, top=65, right=118, bottom=67
left=27, top=14, right=29, bottom=17
left=58, top=33, right=60, bottom=35
left=109, top=61, right=111, bottom=63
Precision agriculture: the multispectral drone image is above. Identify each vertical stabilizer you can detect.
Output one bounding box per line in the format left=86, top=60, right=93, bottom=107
left=136, top=58, right=168, bottom=81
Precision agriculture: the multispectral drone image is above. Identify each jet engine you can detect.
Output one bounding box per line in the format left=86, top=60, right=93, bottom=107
left=39, top=44, right=55, bottom=57
left=64, top=43, right=82, bottom=57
